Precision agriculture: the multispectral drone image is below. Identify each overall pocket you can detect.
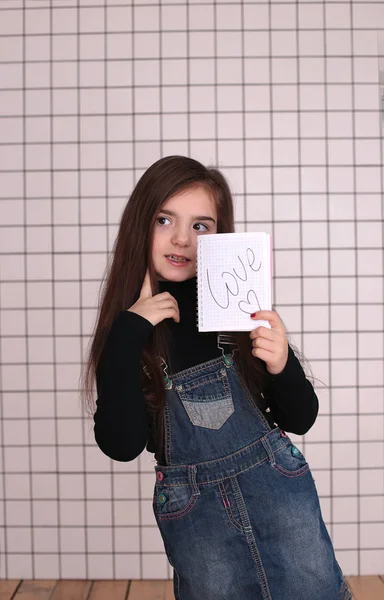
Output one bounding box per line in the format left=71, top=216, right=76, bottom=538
left=175, top=368, right=234, bottom=430
left=153, top=483, right=200, bottom=521
left=272, top=442, right=310, bottom=478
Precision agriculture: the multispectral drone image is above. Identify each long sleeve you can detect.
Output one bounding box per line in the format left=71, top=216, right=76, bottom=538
left=93, top=310, right=154, bottom=461
left=266, top=345, right=319, bottom=435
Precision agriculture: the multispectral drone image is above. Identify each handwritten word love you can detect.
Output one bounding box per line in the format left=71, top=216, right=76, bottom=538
left=206, top=248, right=262, bottom=314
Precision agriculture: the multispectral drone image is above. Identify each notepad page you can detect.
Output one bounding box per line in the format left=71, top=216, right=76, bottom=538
left=197, top=232, right=272, bottom=332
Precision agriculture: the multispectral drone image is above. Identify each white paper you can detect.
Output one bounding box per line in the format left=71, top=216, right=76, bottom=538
left=197, top=232, right=272, bottom=332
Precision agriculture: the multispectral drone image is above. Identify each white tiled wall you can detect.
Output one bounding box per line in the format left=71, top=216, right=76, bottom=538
left=0, top=0, right=383, bottom=580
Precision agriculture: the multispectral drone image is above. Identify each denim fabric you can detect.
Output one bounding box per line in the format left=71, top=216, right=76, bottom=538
left=152, top=356, right=352, bottom=600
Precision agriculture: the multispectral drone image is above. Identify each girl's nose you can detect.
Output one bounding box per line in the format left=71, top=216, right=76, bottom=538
left=171, top=227, right=191, bottom=246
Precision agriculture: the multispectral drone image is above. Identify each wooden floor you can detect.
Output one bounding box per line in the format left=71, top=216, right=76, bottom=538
left=0, top=577, right=383, bottom=599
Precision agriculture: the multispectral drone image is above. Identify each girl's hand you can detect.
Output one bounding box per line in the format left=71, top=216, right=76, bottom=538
left=128, top=271, right=180, bottom=326
left=249, top=310, right=288, bottom=375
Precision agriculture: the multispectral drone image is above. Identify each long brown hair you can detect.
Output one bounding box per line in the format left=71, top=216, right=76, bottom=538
left=81, top=156, right=269, bottom=459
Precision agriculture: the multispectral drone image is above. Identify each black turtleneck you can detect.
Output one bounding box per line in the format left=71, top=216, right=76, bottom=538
left=94, top=277, right=319, bottom=463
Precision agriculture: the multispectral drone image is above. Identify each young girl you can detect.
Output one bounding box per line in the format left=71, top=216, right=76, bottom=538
left=84, top=156, right=352, bottom=600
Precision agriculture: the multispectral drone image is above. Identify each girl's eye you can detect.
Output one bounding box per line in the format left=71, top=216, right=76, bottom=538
left=193, top=223, right=209, bottom=232
left=157, top=216, right=171, bottom=225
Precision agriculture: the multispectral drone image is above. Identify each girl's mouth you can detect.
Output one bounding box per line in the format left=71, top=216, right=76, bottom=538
left=165, top=255, right=191, bottom=266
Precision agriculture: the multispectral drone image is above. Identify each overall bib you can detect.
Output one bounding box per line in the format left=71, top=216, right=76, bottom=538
left=152, top=355, right=352, bottom=600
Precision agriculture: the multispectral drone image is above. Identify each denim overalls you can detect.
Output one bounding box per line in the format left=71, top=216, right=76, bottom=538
left=152, top=354, right=352, bottom=600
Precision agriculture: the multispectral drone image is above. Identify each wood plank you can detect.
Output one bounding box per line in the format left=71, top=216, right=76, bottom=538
left=164, top=580, right=175, bottom=600
left=88, top=581, right=128, bottom=600
left=347, top=575, right=384, bottom=600
left=13, top=581, right=57, bottom=600
left=50, top=581, right=92, bottom=600
left=0, top=581, right=21, bottom=600
left=128, top=581, right=168, bottom=600
left=1, top=577, right=382, bottom=600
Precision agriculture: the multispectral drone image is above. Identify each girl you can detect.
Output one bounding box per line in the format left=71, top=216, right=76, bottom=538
left=83, top=156, right=351, bottom=600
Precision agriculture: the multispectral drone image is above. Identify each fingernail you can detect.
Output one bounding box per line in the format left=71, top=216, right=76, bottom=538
left=251, top=312, right=257, bottom=318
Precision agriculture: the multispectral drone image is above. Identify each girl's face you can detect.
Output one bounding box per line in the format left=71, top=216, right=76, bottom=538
left=152, top=186, right=217, bottom=281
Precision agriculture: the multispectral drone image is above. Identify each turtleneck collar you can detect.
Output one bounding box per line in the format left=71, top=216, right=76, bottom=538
left=158, top=276, right=198, bottom=324
left=158, top=276, right=197, bottom=298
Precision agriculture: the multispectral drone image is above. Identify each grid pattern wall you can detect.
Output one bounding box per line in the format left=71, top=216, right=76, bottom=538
left=0, top=0, right=383, bottom=581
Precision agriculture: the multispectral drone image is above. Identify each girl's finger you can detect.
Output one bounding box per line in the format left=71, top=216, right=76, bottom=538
left=155, top=292, right=178, bottom=304
left=156, top=298, right=179, bottom=310
left=164, top=308, right=180, bottom=323
left=139, top=270, right=152, bottom=299
left=250, top=310, right=285, bottom=332
left=252, top=347, right=274, bottom=361
left=252, top=337, right=275, bottom=353
left=249, top=326, right=276, bottom=341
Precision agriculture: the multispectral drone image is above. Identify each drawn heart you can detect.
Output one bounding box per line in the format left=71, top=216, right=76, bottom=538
left=238, top=290, right=261, bottom=314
